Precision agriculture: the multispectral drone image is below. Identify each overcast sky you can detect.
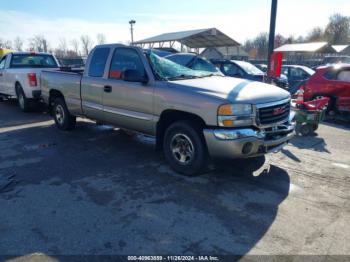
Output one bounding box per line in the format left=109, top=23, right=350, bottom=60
left=1, top=0, right=350, bottom=49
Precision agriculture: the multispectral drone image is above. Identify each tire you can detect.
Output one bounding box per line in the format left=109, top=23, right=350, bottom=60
left=163, top=120, right=208, bottom=176
left=15, top=84, right=31, bottom=112
left=300, top=123, right=312, bottom=136
left=52, top=97, right=76, bottom=130
left=311, top=124, right=318, bottom=131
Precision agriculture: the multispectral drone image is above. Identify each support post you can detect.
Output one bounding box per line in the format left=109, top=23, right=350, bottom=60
left=267, top=0, right=278, bottom=82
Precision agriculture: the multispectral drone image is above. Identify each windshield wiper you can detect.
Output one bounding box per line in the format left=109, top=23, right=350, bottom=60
left=166, top=75, right=199, bottom=81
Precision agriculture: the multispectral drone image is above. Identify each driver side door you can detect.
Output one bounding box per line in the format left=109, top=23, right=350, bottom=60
left=102, top=47, right=155, bottom=134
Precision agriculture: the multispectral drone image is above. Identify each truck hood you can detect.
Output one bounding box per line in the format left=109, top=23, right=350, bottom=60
left=167, top=76, right=290, bottom=104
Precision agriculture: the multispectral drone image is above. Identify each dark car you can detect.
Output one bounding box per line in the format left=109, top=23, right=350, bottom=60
left=58, top=57, right=85, bottom=68
left=282, top=65, right=315, bottom=94
left=211, top=59, right=266, bottom=81
left=165, top=53, right=222, bottom=74
left=254, top=63, right=268, bottom=73
left=211, top=59, right=289, bottom=89
left=144, top=48, right=174, bottom=58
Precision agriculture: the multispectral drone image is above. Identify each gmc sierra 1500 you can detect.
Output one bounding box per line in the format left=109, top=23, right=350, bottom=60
left=41, top=44, right=295, bottom=175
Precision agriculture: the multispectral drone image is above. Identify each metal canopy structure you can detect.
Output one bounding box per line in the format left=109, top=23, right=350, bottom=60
left=332, top=45, right=350, bottom=53
left=134, top=28, right=240, bottom=49
left=274, top=42, right=335, bottom=53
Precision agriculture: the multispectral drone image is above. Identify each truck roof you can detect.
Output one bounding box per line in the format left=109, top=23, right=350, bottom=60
left=93, top=43, right=126, bottom=49
left=8, top=51, right=54, bottom=56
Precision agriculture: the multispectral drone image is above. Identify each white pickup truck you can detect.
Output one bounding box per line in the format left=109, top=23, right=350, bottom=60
left=0, top=52, right=59, bottom=111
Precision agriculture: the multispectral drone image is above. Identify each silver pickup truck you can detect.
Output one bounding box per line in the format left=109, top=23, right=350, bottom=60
left=41, top=44, right=295, bottom=175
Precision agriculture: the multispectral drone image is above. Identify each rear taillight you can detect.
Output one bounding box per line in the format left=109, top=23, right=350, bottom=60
left=27, top=73, right=37, bottom=87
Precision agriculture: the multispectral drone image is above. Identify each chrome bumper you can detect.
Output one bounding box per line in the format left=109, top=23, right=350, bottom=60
left=203, top=122, right=295, bottom=159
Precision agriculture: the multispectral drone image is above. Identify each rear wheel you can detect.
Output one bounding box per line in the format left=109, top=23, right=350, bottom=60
left=53, top=97, right=76, bottom=130
left=16, top=84, right=31, bottom=112
left=163, top=121, right=208, bottom=176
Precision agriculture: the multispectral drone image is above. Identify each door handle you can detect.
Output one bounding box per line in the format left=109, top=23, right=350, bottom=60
left=104, top=85, right=112, bottom=93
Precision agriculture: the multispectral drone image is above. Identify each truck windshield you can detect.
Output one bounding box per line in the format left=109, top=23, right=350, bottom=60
left=149, top=52, right=222, bottom=80
left=10, top=54, right=58, bottom=68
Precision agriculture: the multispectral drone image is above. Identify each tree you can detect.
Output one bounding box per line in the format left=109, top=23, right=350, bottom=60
left=29, top=35, right=49, bottom=52
left=96, top=33, right=106, bottom=45
left=80, top=35, right=93, bottom=56
left=0, top=38, right=12, bottom=49
left=13, top=37, right=24, bottom=51
left=243, top=32, right=269, bottom=59
left=305, top=27, right=325, bottom=42
left=55, top=38, right=68, bottom=57
left=324, top=13, right=350, bottom=44
left=70, top=39, right=80, bottom=55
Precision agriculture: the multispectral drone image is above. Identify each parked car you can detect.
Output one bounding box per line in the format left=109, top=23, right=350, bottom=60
left=211, top=59, right=289, bottom=89
left=143, top=49, right=173, bottom=57
left=282, top=65, right=315, bottom=94
left=0, top=52, right=59, bottom=111
left=302, top=64, right=350, bottom=113
left=165, top=53, right=222, bottom=74
left=254, top=63, right=268, bottom=73
left=41, top=44, right=294, bottom=175
left=58, top=57, right=85, bottom=69
left=321, top=56, right=350, bottom=65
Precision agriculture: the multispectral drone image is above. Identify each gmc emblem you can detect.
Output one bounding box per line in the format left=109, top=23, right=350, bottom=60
left=273, top=107, right=285, bottom=115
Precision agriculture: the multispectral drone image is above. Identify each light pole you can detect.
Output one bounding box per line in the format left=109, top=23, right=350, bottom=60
left=267, top=0, right=278, bottom=82
left=129, top=20, right=136, bottom=45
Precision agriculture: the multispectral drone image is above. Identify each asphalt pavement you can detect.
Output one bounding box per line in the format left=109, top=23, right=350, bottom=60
left=0, top=99, right=350, bottom=259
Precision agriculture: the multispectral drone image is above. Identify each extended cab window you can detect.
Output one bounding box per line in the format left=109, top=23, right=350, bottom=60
left=109, top=48, right=145, bottom=79
left=88, top=48, right=110, bottom=77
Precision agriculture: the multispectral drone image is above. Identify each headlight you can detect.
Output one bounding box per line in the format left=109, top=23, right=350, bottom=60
left=218, top=104, right=254, bottom=127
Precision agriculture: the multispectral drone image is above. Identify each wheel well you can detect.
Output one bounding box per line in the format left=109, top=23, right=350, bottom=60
left=15, top=81, right=21, bottom=94
left=312, top=93, right=337, bottom=111
left=156, top=110, right=206, bottom=150
left=49, top=90, right=64, bottom=110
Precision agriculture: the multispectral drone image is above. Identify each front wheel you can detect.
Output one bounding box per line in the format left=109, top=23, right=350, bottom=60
left=53, top=97, right=76, bottom=130
left=163, top=121, right=208, bottom=176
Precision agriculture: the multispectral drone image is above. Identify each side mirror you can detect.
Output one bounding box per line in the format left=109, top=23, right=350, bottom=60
left=122, top=69, right=148, bottom=84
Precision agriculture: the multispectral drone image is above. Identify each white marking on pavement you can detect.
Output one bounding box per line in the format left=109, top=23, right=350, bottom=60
left=332, top=163, right=349, bottom=169
left=0, top=120, right=54, bottom=134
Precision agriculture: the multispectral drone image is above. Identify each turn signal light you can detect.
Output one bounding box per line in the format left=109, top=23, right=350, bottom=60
left=222, top=119, right=234, bottom=126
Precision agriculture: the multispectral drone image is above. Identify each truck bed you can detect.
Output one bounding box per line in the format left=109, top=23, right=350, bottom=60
left=41, top=68, right=84, bottom=115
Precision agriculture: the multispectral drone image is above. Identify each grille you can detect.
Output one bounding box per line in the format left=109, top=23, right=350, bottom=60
left=257, top=100, right=290, bottom=126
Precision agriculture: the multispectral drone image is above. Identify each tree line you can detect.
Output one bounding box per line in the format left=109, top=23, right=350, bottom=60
left=0, top=33, right=107, bottom=58
left=244, top=13, right=350, bottom=59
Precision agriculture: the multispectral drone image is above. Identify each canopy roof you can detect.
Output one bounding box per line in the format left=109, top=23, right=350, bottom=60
left=274, top=42, right=335, bottom=53
left=134, top=28, right=240, bottom=48
left=332, top=45, right=349, bottom=53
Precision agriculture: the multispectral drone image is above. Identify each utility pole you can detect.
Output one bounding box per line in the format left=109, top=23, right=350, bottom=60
left=267, top=0, right=278, bottom=82
left=129, top=20, right=136, bottom=45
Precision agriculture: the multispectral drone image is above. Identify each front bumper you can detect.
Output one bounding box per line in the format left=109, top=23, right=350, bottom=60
left=203, top=122, right=295, bottom=159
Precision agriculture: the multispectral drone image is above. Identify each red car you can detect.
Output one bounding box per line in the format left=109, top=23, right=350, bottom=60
left=302, top=64, right=350, bottom=113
